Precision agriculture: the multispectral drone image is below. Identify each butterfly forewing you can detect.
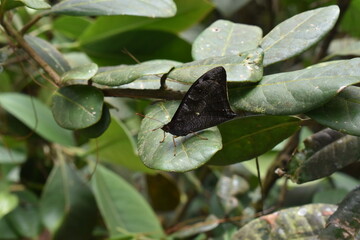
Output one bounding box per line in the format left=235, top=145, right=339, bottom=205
left=162, top=66, right=236, bottom=136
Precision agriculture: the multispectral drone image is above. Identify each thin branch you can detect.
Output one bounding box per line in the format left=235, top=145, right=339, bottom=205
left=20, top=14, right=43, bottom=35
left=2, top=20, right=61, bottom=85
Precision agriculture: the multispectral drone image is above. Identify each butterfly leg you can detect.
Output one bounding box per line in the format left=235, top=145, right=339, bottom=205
left=160, top=131, right=166, bottom=143
left=192, top=131, right=208, bottom=140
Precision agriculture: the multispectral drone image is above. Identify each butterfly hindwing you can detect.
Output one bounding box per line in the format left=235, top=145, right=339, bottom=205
left=162, top=66, right=236, bottom=136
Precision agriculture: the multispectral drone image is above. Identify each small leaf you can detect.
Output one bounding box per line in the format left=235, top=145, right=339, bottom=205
left=50, top=0, right=177, bottom=17
left=61, top=63, right=98, bottom=83
left=0, top=192, right=18, bottom=218
left=327, top=38, right=360, bottom=60
left=230, top=58, right=360, bottom=115
left=307, top=86, right=360, bottom=136
left=168, top=48, right=263, bottom=83
left=232, top=204, right=337, bottom=239
left=261, top=5, right=340, bottom=66
left=192, top=20, right=262, bottom=60
left=40, top=161, right=97, bottom=239
left=0, top=143, right=26, bottom=164
left=92, top=60, right=180, bottom=86
left=0, top=93, right=75, bottom=146
left=53, top=16, right=92, bottom=39
left=91, top=164, right=164, bottom=238
left=319, top=186, right=360, bottom=240
left=75, top=104, right=110, bottom=139
left=51, top=85, right=104, bottom=130
left=137, top=101, right=222, bottom=172
left=25, top=35, right=70, bottom=75
left=210, top=116, right=300, bottom=165
left=287, top=129, right=360, bottom=184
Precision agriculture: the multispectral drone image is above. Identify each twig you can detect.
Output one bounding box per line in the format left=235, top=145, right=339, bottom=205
left=254, top=131, right=300, bottom=211
left=20, top=14, right=43, bottom=35
left=102, top=88, right=184, bottom=100
left=2, top=20, right=61, bottom=85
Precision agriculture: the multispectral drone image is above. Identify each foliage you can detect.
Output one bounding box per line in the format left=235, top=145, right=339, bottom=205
left=0, top=0, right=359, bottom=239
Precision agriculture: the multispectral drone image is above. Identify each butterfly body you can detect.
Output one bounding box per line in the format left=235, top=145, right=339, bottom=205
left=161, top=66, right=236, bottom=137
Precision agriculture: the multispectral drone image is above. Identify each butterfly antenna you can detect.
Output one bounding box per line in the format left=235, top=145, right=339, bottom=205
left=122, top=48, right=141, bottom=64
left=136, top=113, right=165, bottom=124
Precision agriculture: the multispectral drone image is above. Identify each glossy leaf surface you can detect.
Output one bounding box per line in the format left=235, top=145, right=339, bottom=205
left=307, top=86, right=360, bottom=136
left=51, top=85, right=103, bottom=130
left=230, top=58, right=360, bottom=115
left=210, top=116, right=300, bottom=165
left=137, top=101, right=222, bottom=172
left=261, top=5, right=339, bottom=66
left=0, top=93, right=74, bottom=146
left=91, top=164, right=164, bottom=238
left=192, top=20, right=262, bottom=60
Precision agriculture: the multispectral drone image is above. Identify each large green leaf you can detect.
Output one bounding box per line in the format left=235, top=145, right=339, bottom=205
left=168, top=48, right=263, bottom=83
left=137, top=102, right=222, bottom=172
left=40, top=162, right=97, bottom=240
left=25, top=35, right=70, bottom=75
left=192, top=20, right=262, bottom=60
left=261, top=5, right=339, bottom=66
left=230, top=58, right=360, bottom=115
left=92, top=60, right=180, bottom=86
left=0, top=93, right=75, bottom=146
left=209, top=116, right=300, bottom=165
left=287, top=129, right=360, bottom=184
left=88, top=118, right=152, bottom=173
left=79, top=0, right=212, bottom=41
left=307, top=86, right=360, bottom=136
left=340, top=0, right=360, bottom=38
left=6, top=191, right=41, bottom=238
left=91, top=164, right=164, bottom=238
left=53, top=16, right=93, bottom=39
left=232, top=204, right=337, bottom=239
left=0, top=143, right=26, bottom=164
left=51, top=85, right=104, bottom=130
left=50, top=0, right=176, bottom=17
left=80, top=30, right=191, bottom=65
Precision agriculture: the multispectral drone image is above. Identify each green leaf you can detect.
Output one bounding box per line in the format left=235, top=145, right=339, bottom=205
left=19, top=0, right=50, bottom=9
left=171, top=215, right=219, bottom=239
left=50, top=0, right=176, bottom=17
left=168, top=48, right=263, bottom=83
left=313, top=189, right=349, bottom=204
left=0, top=93, right=75, bottom=146
left=80, top=30, right=191, bottom=65
left=0, top=218, right=18, bottom=239
left=327, top=38, right=360, bottom=60
left=287, top=129, right=360, bottom=184
left=24, top=35, right=70, bottom=75
left=261, top=5, right=339, bottom=66
left=92, top=60, right=180, bottom=86
left=61, top=63, right=98, bottom=83
left=75, top=104, right=110, bottom=139
left=209, top=116, right=300, bottom=165
left=88, top=118, right=152, bottom=173
left=137, top=101, right=222, bottom=172
left=0, top=192, right=18, bottom=218
left=53, top=16, right=93, bottom=39
left=192, top=20, right=262, bottom=60
left=91, top=164, right=164, bottom=238
left=232, top=204, right=337, bottom=239
left=51, top=85, right=104, bottom=130
left=79, top=0, right=212, bottom=41
left=230, top=58, right=360, bottom=115
left=307, top=86, right=360, bottom=136
left=340, top=0, right=360, bottom=38
left=40, top=162, right=97, bottom=239
left=0, top=143, right=26, bottom=164
left=6, top=190, right=41, bottom=238
left=319, top=187, right=360, bottom=240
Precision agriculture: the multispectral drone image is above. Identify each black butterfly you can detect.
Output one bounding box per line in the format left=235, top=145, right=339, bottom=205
left=161, top=66, right=237, bottom=138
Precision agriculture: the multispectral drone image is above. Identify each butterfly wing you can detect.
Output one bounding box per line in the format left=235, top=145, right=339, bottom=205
left=163, top=66, right=236, bottom=136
